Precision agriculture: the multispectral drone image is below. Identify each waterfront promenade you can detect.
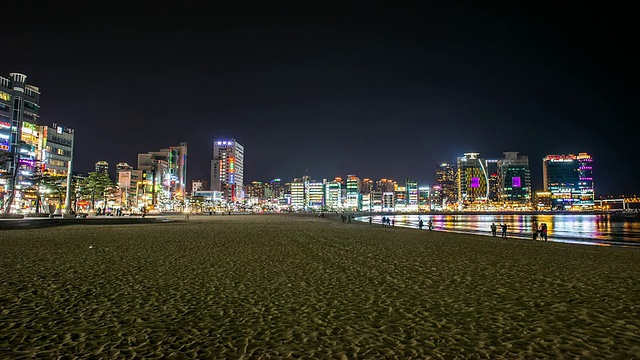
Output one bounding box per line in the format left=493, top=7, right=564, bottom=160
left=1, top=214, right=639, bottom=358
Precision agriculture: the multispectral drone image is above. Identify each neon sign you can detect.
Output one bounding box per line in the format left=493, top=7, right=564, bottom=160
left=512, top=177, right=521, bottom=188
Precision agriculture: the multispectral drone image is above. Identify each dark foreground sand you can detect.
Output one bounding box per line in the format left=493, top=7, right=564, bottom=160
left=1, top=214, right=639, bottom=359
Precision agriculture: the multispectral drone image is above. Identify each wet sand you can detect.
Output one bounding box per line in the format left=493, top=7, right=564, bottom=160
left=1, top=214, right=639, bottom=358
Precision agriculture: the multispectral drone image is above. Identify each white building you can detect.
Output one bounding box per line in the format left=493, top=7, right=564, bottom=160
left=211, top=139, right=244, bottom=202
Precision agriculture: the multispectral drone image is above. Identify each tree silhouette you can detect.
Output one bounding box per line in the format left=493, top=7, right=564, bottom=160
left=76, top=172, right=116, bottom=210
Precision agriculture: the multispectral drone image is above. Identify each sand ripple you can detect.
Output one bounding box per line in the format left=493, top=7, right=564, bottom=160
left=1, top=215, right=639, bottom=358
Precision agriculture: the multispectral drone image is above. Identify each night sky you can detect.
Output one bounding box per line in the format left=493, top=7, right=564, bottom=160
left=2, top=2, right=637, bottom=196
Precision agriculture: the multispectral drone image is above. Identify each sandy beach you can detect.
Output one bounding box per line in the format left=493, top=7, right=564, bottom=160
left=1, top=213, right=639, bottom=358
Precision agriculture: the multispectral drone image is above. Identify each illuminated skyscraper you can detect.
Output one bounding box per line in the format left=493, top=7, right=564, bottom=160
left=497, top=152, right=531, bottom=206
left=406, top=178, right=418, bottom=210
left=436, top=163, right=457, bottom=205
left=39, top=123, right=74, bottom=176
left=1, top=73, right=40, bottom=212
left=375, top=178, right=396, bottom=193
left=346, top=174, right=361, bottom=210
left=457, top=153, right=489, bottom=208
left=324, top=178, right=342, bottom=210
left=543, top=153, right=594, bottom=210
left=138, top=143, right=188, bottom=207
left=211, top=139, right=244, bottom=202
left=169, top=142, right=188, bottom=198
left=361, top=178, right=374, bottom=195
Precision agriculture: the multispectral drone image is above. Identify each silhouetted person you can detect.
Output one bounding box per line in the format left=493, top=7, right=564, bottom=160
left=418, top=219, right=424, bottom=229
left=369, top=217, right=373, bottom=225
left=541, top=223, right=548, bottom=241
left=501, top=223, right=507, bottom=238
left=491, top=223, right=497, bottom=237
left=532, top=220, right=539, bottom=241
left=428, top=220, right=433, bottom=231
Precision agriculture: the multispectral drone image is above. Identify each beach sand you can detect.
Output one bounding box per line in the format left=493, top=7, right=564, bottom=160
left=1, top=213, right=639, bottom=358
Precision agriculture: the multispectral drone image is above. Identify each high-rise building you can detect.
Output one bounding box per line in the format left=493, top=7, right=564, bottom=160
left=169, top=142, right=188, bottom=198
left=324, top=178, right=342, bottom=210
left=395, top=186, right=407, bottom=210
left=543, top=153, right=594, bottom=210
left=436, top=163, right=457, bottom=205
left=1, top=73, right=40, bottom=212
left=346, top=174, right=361, bottom=210
left=116, top=162, right=132, bottom=173
left=406, top=178, right=418, bottom=211
left=268, top=178, right=283, bottom=201
left=211, top=139, right=244, bottom=202
left=290, top=177, right=306, bottom=209
left=117, top=169, right=143, bottom=210
left=376, top=178, right=396, bottom=193
left=457, top=153, right=489, bottom=208
left=418, top=186, right=430, bottom=211
left=497, top=152, right=531, bottom=207
left=308, top=180, right=324, bottom=209
left=429, top=184, right=444, bottom=211
left=95, top=161, right=109, bottom=174
left=137, top=154, right=168, bottom=208
left=361, top=178, right=374, bottom=195
left=39, top=123, right=74, bottom=176
left=246, top=181, right=265, bottom=200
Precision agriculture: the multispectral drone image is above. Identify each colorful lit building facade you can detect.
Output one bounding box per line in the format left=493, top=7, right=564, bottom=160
left=406, top=178, right=418, bottom=211
left=457, top=153, right=489, bottom=209
left=346, top=174, right=361, bottom=210
left=497, top=152, right=532, bottom=208
left=1, top=73, right=41, bottom=212
left=436, top=163, right=457, bottom=207
left=543, top=153, right=594, bottom=210
left=211, top=139, right=244, bottom=202
left=39, top=123, right=74, bottom=176
left=324, top=178, right=342, bottom=210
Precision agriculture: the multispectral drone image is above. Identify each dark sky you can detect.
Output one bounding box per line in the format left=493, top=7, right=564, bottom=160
left=2, top=2, right=637, bottom=196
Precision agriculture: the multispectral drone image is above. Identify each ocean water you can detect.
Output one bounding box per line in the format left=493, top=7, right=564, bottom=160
left=357, top=214, right=640, bottom=247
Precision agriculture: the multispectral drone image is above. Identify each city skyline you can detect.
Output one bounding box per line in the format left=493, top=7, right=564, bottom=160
left=1, top=2, right=636, bottom=195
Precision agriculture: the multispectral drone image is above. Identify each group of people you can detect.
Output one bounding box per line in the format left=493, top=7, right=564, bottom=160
left=532, top=221, right=548, bottom=241
left=490, top=223, right=509, bottom=238
left=380, top=216, right=395, bottom=226
left=418, top=219, right=433, bottom=231
left=490, top=221, right=548, bottom=241
left=341, top=214, right=352, bottom=223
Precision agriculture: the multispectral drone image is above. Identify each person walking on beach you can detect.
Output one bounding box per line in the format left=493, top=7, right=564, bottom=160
left=532, top=220, right=539, bottom=241
left=369, top=216, right=373, bottom=225
left=491, top=223, right=497, bottom=237
left=427, top=220, right=433, bottom=231
left=541, top=223, right=548, bottom=241
left=391, top=218, right=395, bottom=227
left=501, top=223, right=507, bottom=238
left=419, top=219, right=424, bottom=229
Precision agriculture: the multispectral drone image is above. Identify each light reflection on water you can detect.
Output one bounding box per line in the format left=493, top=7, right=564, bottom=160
left=357, top=214, right=640, bottom=247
